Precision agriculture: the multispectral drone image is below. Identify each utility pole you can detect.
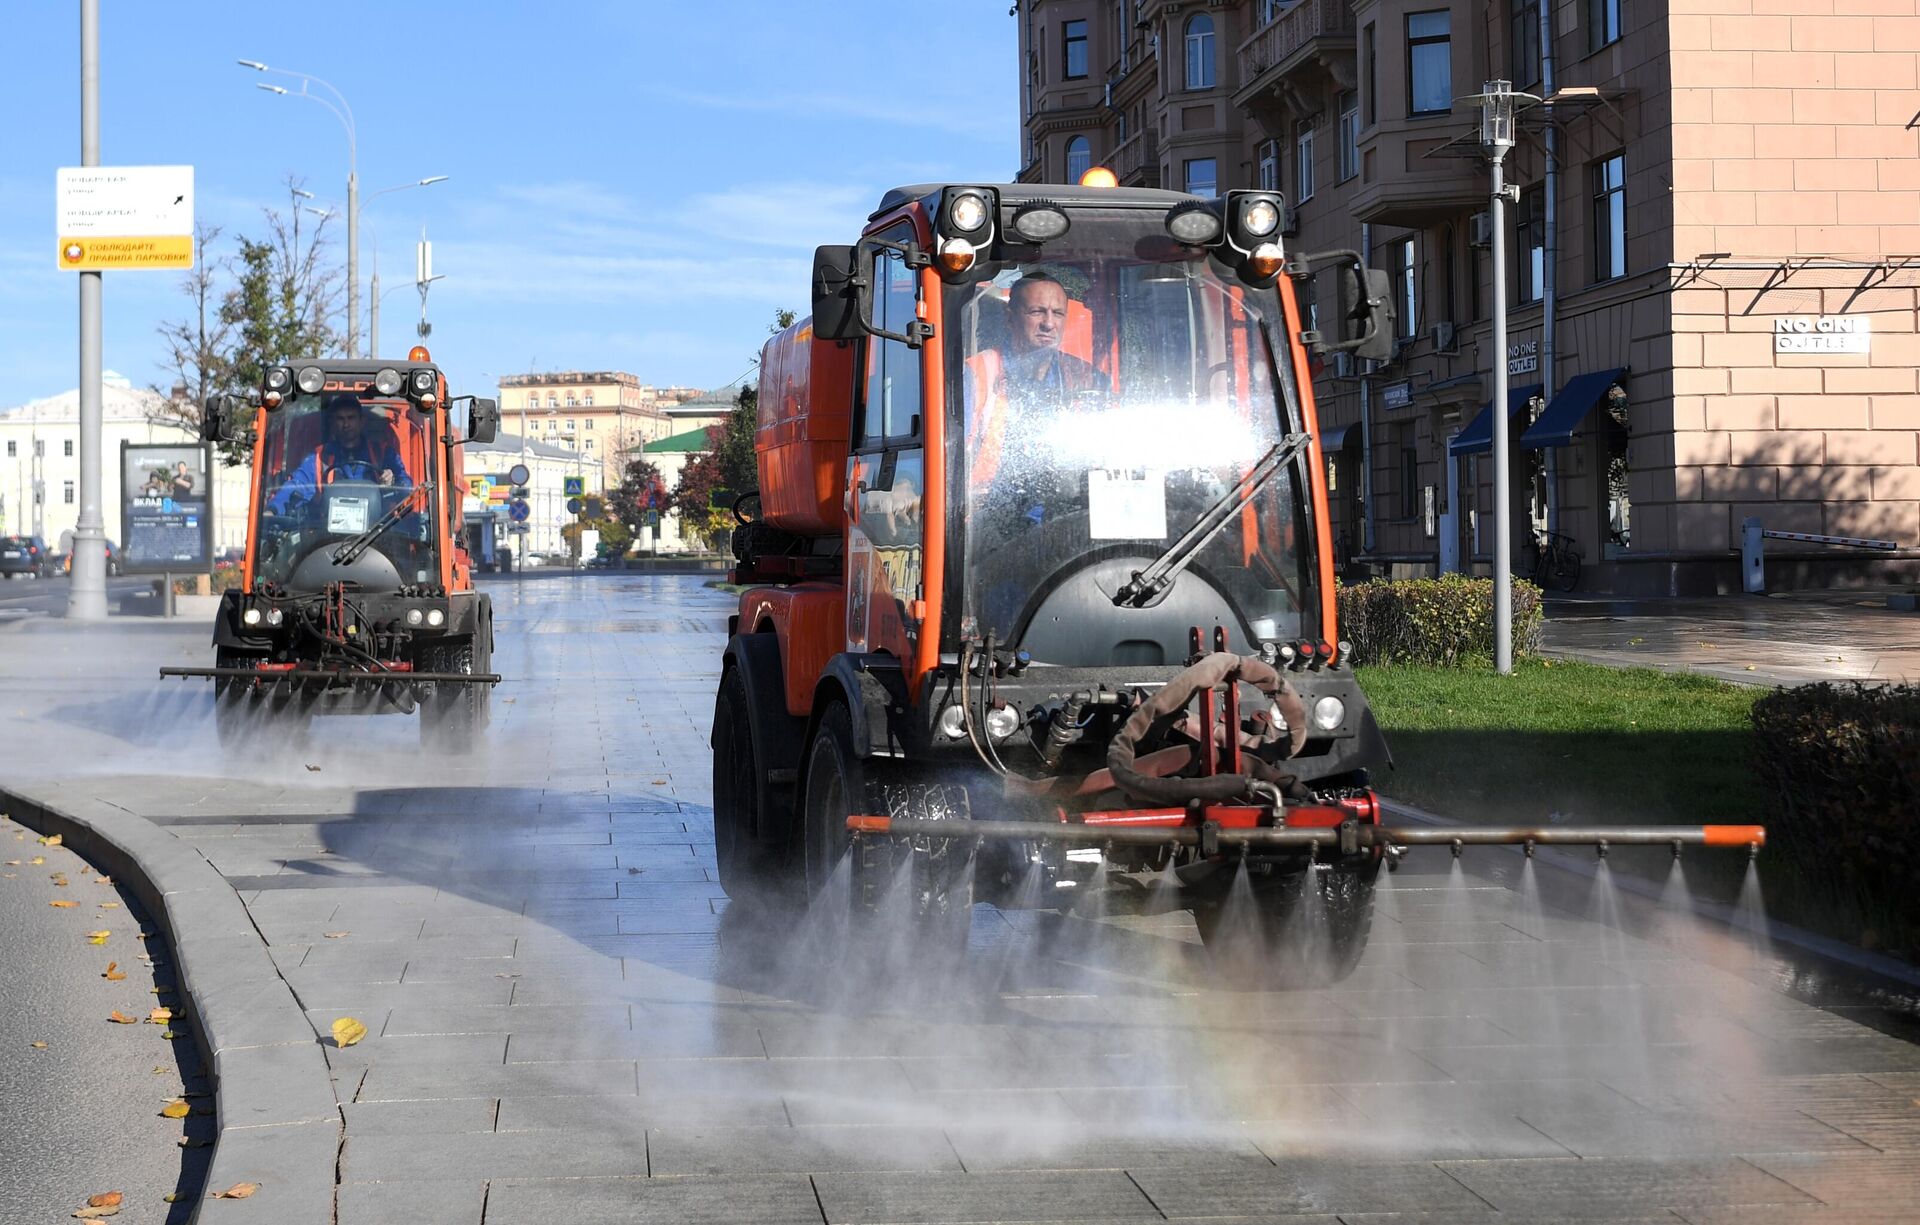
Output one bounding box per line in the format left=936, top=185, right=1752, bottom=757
left=69, top=0, right=107, bottom=621
left=1474, top=81, right=1523, bottom=674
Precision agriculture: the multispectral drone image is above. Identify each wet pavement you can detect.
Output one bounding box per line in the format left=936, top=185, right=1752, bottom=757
left=1541, top=592, right=1920, bottom=687
left=2, top=574, right=1919, bottom=1222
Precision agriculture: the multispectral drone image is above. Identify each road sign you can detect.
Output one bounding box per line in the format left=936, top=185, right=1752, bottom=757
left=566, top=497, right=583, bottom=515
left=509, top=499, right=530, bottom=523
left=57, top=165, right=194, bottom=270
left=563, top=476, right=585, bottom=497
left=508, top=523, right=530, bottom=534
left=508, top=463, right=531, bottom=486
left=468, top=476, right=493, bottom=500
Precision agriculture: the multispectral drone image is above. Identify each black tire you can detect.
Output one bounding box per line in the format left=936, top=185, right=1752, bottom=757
left=1552, top=549, right=1582, bottom=593
left=1193, top=859, right=1379, bottom=989
left=712, top=667, right=792, bottom=906
left=801, top=703, right=862, bottom=900
left=420, top=634, right=491, bottom=751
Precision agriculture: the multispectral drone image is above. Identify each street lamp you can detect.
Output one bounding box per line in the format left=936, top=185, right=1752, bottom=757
left=1464, top=79, right=1538, bottom=676
left=241, top=60, right=360, bottom=356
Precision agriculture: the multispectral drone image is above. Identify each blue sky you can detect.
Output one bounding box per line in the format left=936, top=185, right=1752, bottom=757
left=0, top=1, right=1019, bottom=408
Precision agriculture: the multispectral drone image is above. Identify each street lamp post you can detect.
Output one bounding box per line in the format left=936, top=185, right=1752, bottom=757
left=242, top=62, right=357, bottom=355
left=1469, top=80, right=1533, bottom=675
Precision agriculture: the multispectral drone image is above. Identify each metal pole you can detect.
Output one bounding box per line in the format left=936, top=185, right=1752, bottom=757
left=1358, top=221, right=1375, bottom=556
left=1539, top=7, right=1559, bottom=540
left=346, top=170, right=359, bottom=357
left=369, top=258, right=380, bottom=359
left=69, top=0, right=108, bottom=622
left=1489, top=132, right=1513, bottom=673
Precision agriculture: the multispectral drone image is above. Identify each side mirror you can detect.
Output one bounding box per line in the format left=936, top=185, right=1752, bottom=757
left=856, top=238, right=933, bottom=349
left=811, top=245, right=860, bottom=340
left=1333, top=260, right=1396, bottom=363
left=468, top=397, right=500, bottom=444
left=200, top=395, right=223, bottom=443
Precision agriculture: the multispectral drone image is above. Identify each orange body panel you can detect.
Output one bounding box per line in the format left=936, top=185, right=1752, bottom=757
left=911, top=266, right=946, bottom=701
left=739, top=583, right=847, bottom=718
left=1276, top=274, right=1339, bottom=648
left=757, top=321, right=857, bottom=536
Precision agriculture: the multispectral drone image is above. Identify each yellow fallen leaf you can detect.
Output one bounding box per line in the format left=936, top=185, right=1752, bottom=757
left=331, top=1016, right=368, bottom=1048
left=88, top=930, right=110, bottom=945
left=30, top=856, right=44, bottom=865
left=100, top=902, right=119, bottom=909
left=39, top=834, right=62, bottom=846
left=152, top=1066, right=167, bottom=1074
left=147, top=1007, right=173, bottom=1024
left=94, top=876, right=113, bottom=885
left=72, top=1205, right=120, bottom=1220
left=107, top=1011, right=136, bottom=1025
left=30, top=1041, right=48, bottom=1049
left=3, top=859, right=18, bottom=866
left=103, top=962, right=125, bottom=981
left=162, top=1029, right=186, bottom=1040
left=323, top=931, right=350, bottom=939
left=86, top=1191, right=123, bottom=1209
left=159, top=1099, right=190, bottom=1119
left=211, top=1182, right=259, bottom=1199
left=50, top=899, right=77, bottom=908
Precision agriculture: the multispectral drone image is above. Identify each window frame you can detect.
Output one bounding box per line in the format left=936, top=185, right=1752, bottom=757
left=1257, top=139, right=1280, bottom=192
left=1588, top=0, right=1622, bottom=54
left=1063, top=18, right=1089, bottom=79
left=1406, top=10, right=1453, bottom=118
left=1294, top=120, right=1316, bottom=203
left=1395, top=236, right=1418, bottom=340
left=1184, top=13, right=1216, bottom=90
left=64, top=439, right=75, bottom=457
left=1183, top=156, right=1219, bottom=197
left=856, top=223, right=926, bottom=448
left=1337, top=90, right=1360, bottom=181
left=1397, top=428, right=1420, bottom=521
left=1516, top=184, right=1545, bottom=304
left=1592, top=152, right=1627, bottom=283
left=1511, top=0, right=1542, bottom=88
left=1363, top=24, right=1377, bottom=127
left=1066, top=135, right=1093, bottom=184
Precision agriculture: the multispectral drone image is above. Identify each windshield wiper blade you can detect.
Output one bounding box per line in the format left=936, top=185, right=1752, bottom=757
left=331, top=486, right=428, bottom=567
left=1111, top=434, right=1312, bottom=608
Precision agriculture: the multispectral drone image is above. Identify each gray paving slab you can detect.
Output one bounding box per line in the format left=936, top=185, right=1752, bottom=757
left=647, top=1124, right=961, bottom=1176
left=813, top=1170, right=1163, bottom=1222
left=484, top=1174, right=827, bottom=1224
left=337, top=1178, right=489, bottom=1225
left=1436, top=1156, right=1820, bottom=1215
left=1131, top=1160, right=1490, bottom=1218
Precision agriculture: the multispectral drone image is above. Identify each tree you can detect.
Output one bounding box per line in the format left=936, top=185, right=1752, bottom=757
left=149, top=223, right=233, bottom=447
left=605, top=456, right=667, bottom=542
left=670, top=429, right=732, bottom=550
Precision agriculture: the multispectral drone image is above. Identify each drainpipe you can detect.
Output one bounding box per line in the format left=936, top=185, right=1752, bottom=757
left=1359, top=221, right=1376, bottom=556
left=1539, top=0, right=1559, bottom=536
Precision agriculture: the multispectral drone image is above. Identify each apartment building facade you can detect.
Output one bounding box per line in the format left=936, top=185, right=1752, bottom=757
left=1016, top=0, right=1920, bottom=593
left=496, top=371, right=679, bottom=491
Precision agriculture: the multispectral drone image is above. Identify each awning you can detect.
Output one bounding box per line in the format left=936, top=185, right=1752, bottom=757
left=1318, top=422, right=1358, bottom=451
left=1520, top=367, right=1628, bottom=449
left=1447, top=383, right=1542, bottom=456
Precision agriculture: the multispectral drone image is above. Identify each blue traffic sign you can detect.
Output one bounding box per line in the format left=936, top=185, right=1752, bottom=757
left=508, top=499, right=530, bottom=523
left=563, top=476, right=585, bottom=497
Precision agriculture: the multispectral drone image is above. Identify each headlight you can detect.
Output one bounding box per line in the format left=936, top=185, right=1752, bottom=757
left=405, top=608, right=424, bottom=627
left=407, top=368, right=438, bottom=403
left=1009, top=203, right=1070, bottom=243
left=1165, top=202, right=1222, bottom=245
left=1247, top=241, right=1285, bottom=280
left=373, top=368, right=402, bottom=396
left=1240, top=198, right=1281, bottom=238
left=241, top=606, right=263, bottom=626
left=985, top=705, right=1020, bottom=740
left=263, top=367, right=291, bottom=394
left=936, top=237, right=976, bottom=275
left=295, top=366, right=325, bottom=394
left=265, top=608, right=284, bottom=627
left=946, top=190, right=990, bottom=237
left=1311, top=695, right=1346, bottom=732
left=426, top=608, right=446, bottom=628
left=936, top=705, right=967, bottom=740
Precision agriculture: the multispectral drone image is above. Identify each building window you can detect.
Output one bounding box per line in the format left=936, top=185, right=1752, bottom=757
left=1337, top=91, right=1360, bottom=180
left=1259, top=0, right=1288, bottom=23
left=64, top=480, right=75, bottom=505
left=1589, top=0, right=1622, bottom=52
left=583, top=391, right=594, bottom=406
left=1407, top=10, right=1452, bottom=116
left=1064, top=19, right=1088, bottom=79
left=1398, top=427, right=1420, bottom=520
left=585, top=418, right=594, bottom=429
left=1257, top=139, right=1280, bottom=192
left=1184, top=14, right=1215, bottom=90
left=1517, top=185, right=1545, bottom=303
left=34, top=440, right=44, bottom=458
left=64, top=439, right=74, bottom=457
left=5, top=441, right=13, bottom=457
left=1512, top=0, right=1541, bottom=88
left=585, top=439, right=595, bottom=452
left=1183, top=157, right=1218, bottom=197
left=1395, top=236, right=1417, bottom=338
left=1363, top=24, right=1377, bottom=127
left=1294, top=120, right=1315, bottom=202
left=565, top=392, right=576, bottom=406
left=547, top=393, right=558, bottom=408
left=1066, top=136, right=1092, bottom=183
left=1592, top=153, right=1627, bottom=282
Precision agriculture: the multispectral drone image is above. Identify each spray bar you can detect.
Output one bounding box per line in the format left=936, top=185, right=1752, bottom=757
left=847, top=815, right=1765, bottom=852
left=159, top=666, right=502, bottom=684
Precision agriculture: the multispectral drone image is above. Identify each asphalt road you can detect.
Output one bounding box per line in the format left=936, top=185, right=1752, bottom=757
left=0, top=814, right=210, bottom=1223
left=0, top=575, right=1916, bottom=1222
left=0, top=572, right=171, bottom=622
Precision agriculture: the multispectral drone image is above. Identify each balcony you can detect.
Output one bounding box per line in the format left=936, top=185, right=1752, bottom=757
left=1348, top=118, right=1486, bottom=226
left=1111, top=129, right=1160, bottom=188
left=1106, top=37, right=1156, bottom=110
left=1233, top=0, right=1357, bottom=121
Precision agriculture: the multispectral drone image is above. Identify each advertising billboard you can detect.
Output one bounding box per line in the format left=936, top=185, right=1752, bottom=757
left=120, top=442, right=214, bottom=574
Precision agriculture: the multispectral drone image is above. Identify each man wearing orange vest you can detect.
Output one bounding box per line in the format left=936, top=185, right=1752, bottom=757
left=964, top=274, right=1102, bottom=499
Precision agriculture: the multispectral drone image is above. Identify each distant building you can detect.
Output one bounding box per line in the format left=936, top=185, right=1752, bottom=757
left=663, top=386, right=743, bottom=437
left=462, top=432, right=587, bottom=561
left=0, top=373, right=249, bottom=553
left=495, top=371, right=676, bottom=492
left=641, top=426, right=720, bottom=554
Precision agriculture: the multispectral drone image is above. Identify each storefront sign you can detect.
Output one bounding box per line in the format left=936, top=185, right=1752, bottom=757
left=1382, top=380, right=1412, bottom=410
left=1507, top=340, right=1538, bottom=375
left=1774, top=315, right=1870, bottom=354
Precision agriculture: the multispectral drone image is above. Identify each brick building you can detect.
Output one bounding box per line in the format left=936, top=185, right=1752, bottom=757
left=1015, top=0, right=1920, bottom=592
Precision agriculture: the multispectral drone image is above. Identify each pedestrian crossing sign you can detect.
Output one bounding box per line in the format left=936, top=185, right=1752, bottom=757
left=564, top=476, right=585, bottom=497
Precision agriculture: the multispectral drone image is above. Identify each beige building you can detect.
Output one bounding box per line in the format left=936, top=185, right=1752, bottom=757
left=1016, top=0, right=1920, bottom=593
left=496, top=371, right=678, bottom=492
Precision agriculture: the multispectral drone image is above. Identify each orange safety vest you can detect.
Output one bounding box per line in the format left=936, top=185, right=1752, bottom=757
left=964, top=349, right=1104, bottom=491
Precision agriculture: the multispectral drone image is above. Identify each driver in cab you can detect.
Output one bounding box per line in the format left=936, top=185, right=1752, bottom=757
left=267, top=394, right=413, bottom=515
left=964, top=273, right=1102, bottom=501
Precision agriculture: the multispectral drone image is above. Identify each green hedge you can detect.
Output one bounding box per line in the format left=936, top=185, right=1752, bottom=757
left=1751, top=681, right=1920, bottom=954
left=1336, top=575, right=1544, bottom=666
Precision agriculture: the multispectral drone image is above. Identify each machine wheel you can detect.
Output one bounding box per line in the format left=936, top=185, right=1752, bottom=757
left=712, top=667, right=791, bottom=906
left=800, top=702, right=862, bottom=900
left=1193, top=859, right=1379, bottom=989
left=419, top=634, right=491, bottom=751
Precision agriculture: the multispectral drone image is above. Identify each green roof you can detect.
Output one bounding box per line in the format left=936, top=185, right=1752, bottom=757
left=643, top=426, right=716, bottom=453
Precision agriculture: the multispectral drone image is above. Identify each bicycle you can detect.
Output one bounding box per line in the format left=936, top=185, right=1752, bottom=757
left=1529, top=529, right=1583, bottom=592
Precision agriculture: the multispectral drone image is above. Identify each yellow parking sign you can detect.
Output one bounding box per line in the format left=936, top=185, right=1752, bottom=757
left=468, top=476, right=492, bottom=499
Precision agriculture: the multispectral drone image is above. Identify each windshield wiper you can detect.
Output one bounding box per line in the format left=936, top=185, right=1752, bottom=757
left=1110, top=434, right=1312, bottom=608
left=331, top=486, right=429, bottom=567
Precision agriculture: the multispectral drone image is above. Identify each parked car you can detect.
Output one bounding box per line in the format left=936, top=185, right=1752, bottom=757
left=61, top=538, right=122, bottom=577
left=0, top=536, right=53, bottom=578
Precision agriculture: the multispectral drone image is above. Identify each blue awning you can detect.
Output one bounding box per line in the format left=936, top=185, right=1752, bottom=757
left=1520, top=367, right=1628, bottom=449
left=1447, top=384, right=1542, bottom=456
left=1319, top=422, right=1358, bottom=451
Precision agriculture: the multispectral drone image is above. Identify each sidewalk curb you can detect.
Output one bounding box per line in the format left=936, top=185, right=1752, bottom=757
left=1379, top=793, right=1920, bottom=993
left=2, top=782, right=341, bottom=1224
